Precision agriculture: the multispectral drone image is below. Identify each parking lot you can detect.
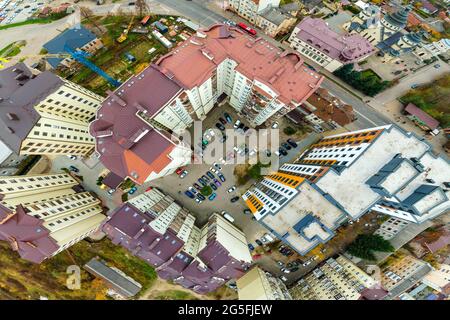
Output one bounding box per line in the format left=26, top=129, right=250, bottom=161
left=0, top=0, right=48, bottom=25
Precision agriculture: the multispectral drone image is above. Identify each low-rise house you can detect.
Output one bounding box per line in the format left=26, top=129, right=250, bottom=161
left=289, top=17, right=376, bottom=72
left=402, top=103, right=440, bottom=132
left=256, top=6, right=297, bottom=37
left=419, top=0, right=438, bottom=15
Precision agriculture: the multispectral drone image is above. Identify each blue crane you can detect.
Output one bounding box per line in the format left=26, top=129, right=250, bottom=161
left=64, top=45, right=121, bottom=87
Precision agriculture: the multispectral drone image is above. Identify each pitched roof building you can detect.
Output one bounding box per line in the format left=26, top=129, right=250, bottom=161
left=102, top=187, right=252, bottom=294
left=289, top=17, right=375, bottom=72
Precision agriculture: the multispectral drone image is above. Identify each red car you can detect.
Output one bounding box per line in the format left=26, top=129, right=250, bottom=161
left=175, top=167, right=185, bottom=175
left=252, top=254, right=262, bottom=260
left=237, top=22, right=257, bottom=36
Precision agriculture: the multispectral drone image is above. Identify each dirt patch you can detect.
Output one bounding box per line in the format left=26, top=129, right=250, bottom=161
left=140, top=278, right=211, bottom=300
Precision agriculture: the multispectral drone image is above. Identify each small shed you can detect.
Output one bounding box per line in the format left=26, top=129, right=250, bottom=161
left=403, top=103, right=440, bottom=131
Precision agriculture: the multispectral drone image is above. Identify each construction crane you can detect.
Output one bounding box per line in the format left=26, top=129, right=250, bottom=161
left=116, top=16, right=135, bottom=43
left=0, top=47, right=121, bottom=87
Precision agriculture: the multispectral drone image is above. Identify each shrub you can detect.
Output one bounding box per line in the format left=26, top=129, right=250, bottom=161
left=200, top=185, right=212, bottom=196
left=283, top=126, right=296, bottom=136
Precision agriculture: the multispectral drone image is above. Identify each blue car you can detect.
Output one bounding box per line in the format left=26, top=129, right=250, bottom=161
left=218, top=173, right=226, bottom=182
left=208, top=192, right=217, bottom=201
left=128, top=186, right=137, bottom=194
left=198, top=178, right=208, bottom=186
left=248, top=243, right=255, bottom=251
left=184, top=190, right=195, bottom=199
left=210, top=183, right=218, bottom=191
left=206, top=171, right=215, bottom=180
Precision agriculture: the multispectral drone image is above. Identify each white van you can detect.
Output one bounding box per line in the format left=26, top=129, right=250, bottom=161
left=221, top=211, right=235, bottom=223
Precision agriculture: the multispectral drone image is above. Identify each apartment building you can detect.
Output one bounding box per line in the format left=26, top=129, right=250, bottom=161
left=0, top=173, right=105, bottom=263
left=289, top=255, right=378, bottom=300
left=382, top=255, right=433, bottom=298
left=256, top=6, right=297, bottom=37
left=0, top=63, right=103, bottom=156
left=236, top=266, right=292, bottom=300
left=289, top=17, right=375, bottom=72
left=243, top=124, right=450, bottom=255
left=422, top=264, right=450, bottom=292
left=91, top=24, right=323, bottom=183
left=102, top=187, right=252, bottom=294
left=229, top=0, right=281, bottom=23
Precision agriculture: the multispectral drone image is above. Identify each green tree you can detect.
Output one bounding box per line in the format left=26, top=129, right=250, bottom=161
left=283, top=126, right=296, bottom=136
left=200, top=185, right=212, bottom=196
left=347, top=234, right=394, bottom=261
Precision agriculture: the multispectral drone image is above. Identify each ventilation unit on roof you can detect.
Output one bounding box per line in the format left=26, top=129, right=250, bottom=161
left=6, top=113, right=18, bottom=120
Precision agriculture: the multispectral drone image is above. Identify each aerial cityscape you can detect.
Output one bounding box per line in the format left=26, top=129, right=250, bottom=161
left=0, top=0, right=449, bottom=305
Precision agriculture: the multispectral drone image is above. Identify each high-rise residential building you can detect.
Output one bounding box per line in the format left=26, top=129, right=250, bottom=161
left=102, top=187, right=252, bottom=294
left=229, top=0, right=281, bottom=24
left=236, top=266, right=292, bottom=300
left=381, top=255, right=433, bottom=299
left=243, top=124, right=450, bottom=255
left=90, top=24, right=323, bottom=184
left=0, top=173, right=105, bottom=263
left=0, top=63, right=103, bottom=157
left=289, top=255, right=379, bottom=300
left=289, top=17, right=375, bottom=72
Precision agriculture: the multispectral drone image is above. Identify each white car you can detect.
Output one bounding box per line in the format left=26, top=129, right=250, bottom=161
left=233, top=120, right=241, bottom=129
left=249, top=148, right=258, bottom=156
left=195, top=198, right=203, bottom=204
left=271, top=122, right=279, bottom=129
left=188, top=186, right=198, bottom=195
left=210, top=167, right=219, bottom=174
left=221, top=211, right=235, bottom=223
left=279, top=275, right=288, bottom=282
left=227, top=186, right=236, bottom=193
left=67, top=155, right=77, bottom=160
left=302, top=260, right=312, bottom=267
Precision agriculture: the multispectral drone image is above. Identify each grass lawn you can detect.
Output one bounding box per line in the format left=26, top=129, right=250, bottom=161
left=400, top=73, right=450, bottom=127
left=0, top=237, right=157, bottom=300
left=0, top=12, right=69, bottom=31
left=0, top=41, right=25, bottom=58
left=154, top=290, right=199, bottom=300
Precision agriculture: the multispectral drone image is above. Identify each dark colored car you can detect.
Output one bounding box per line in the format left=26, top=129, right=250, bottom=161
left=265, top=149, right=271, bottom=157
left=220, top=134, right=227, bottom=143
left=184, top=190, right=195, bottom=199
left=206, top=171, right=215, bottom=180
left=279, top=147, right=288, bottom=156
left=230, top=196, right=239, bottom=203
left=287, top=138, right=297, bottom=148
left=218, top=173, right=226, bottom=182
left=216, top=123, right=225, bottom=131
left=193, top=183, right=202, bottom=190
left=69, top=165, right=79, bottom=173
left=255, top=239, right=263, bottom=246
left=198, top=178, right=207, bottom=186
left=224, top=112, right=232, bottom=123
left=289, top=267, right=299, bottom=272
left=197, top=194, right=206, bottom=201
left=219, top=117, right=227, bottom=125
left=213, top=178, right=221, bottom=187
left=210, top=183, right=217, bottom=191
left=238, top=123, right=245, bottom=130
left=201, top=174, right=210, bottom=182
left=243, top=126, right=249, bottom=133
left=248, top=243, right=255, bottom=251
left=282, top=142, right=292, bottom=150
left=214, top=163, right=222, bottom=170
left=243, top=209, right=251, bottom=215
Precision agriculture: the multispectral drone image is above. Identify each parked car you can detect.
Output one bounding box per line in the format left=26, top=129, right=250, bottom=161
left=67, top=155, right=77, bottom=160
left=210, top=183, right=218, bottom=191
left=265, top=149, right=272, bottom=157
left=69, top=165, right=79, bottom=173
left=184, top=190, right=195, bottom=199
left=248, top=243, right=255, bottom=251
left=289, top=267, right=299, bottom=272
left=224, top=112, right=232, bottom=123
left=302, top=260, right=312, bottom=267
left=411, top=84, right=419, bottom=89
left=107, top=188, right=115, bottom=195
left=128, top=186, right=137, bottom=194
left=195, top=198, right=203, bottom=204
left=434, top=64, right=440, bottom=69
left=255, top=239, right=263, bottom=246
left=220, top=134, right=227, bottom=143
left=201, top=174, right=210, bottom=182
left=179, top=170, right=188, bottom=179
left=216, top=123, right=225, bottom=131
left=198, top=178, right=207, bottom=186
left=276, top=260, right=284, bottom=267
left=188, top=186, right=198, bottom=195
left=271, top=122, right=279, bottom=129
left=287, top=139, right=297, bottom=148
left=281, top=142, right=292, bottom=150
left=213, top=178, right=222, bottom=187
left=206, top=171, right=215, bottom=179
left=218, top=173, right=226, bottom=182
left=208, top=193, right=217, bottom=201
left=230, top=196, right=239, bottom=203
left=193, top=183, right=202, bottom=190
left=210, top=167, right=220, bottom=174
left=213, top=162, right=222, bottom=170
left=279, top=147, right=288, bottom=156
left=221, top=210, right=234, bottom=223
left=219, top=117, right=227, bottom=125
left=175, top=167, right=184, bottom=175
left=227, top=186, right=236, bottom=193
left=197, top=193, right=206, bottom=201
left=233, top=119, right=241, bottom=129
left=243, top=209, right=251, bottom=215
left=243, top=126, right=249, bottom=133
left=280, top=268, right=291, bottom=274
left=279, top=275, right=288, bottom=282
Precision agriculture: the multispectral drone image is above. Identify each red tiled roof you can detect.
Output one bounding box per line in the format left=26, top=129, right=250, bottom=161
left=157, top=24, right=323, bottom=105
left=404, top=103, right=440, bottom=130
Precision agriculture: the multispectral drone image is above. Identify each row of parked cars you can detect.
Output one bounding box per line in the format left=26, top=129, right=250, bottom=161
left=183, top=163, right=226, bottom=204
